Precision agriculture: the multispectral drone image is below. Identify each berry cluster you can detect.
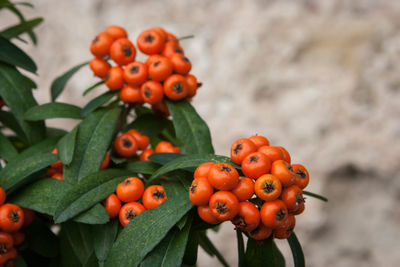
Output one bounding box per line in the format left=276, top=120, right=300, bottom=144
left=113, top=129, right=180, bottom=161
left=189, top=135, right=310, bottom=240
left=89, top=25, right=200, bottom=115
left=103, top=178, right=167, bottom=227
left=0, top=188, right=35, bottom=266
left=46, top=148, right=109, bottom=181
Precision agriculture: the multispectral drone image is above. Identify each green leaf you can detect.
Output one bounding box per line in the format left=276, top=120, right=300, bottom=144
left=0, top=132, right=18, bottom=161
left=124, top=161, right=160, bottom=175
left=54, top=169, right=133, bottom=223
left=288, top=232, right=305, bottom=267
left=0, top=110, right=27, bottom=142
left=302, top=190, right=328, bottom=202
left=59, top=222, right=94, bottom=265
left=0, top=63, right=45, bottom=144
left=0, top=152, right=57, bottom=191
left=148, top=154, right=239, bottom=184
left=0, top=18, right=43, bottom=41
left=46, top=127, right=68, bottom=139
left=51, top=62, right=88, bottom=102
left=141, top=231, right=175, bottom=267
left=198, top=231, right=229, bottom=267
left=73, top=204, right=109, bottom=225
left=0, top=1, right=38, bottom=44
left=245, top=238, right=285, bottom=267
left=27, top=218, right=59, bottom=258
left=24, top=102, right=82, bottom=121
left=82, top=81, right=104, bottom=96
left=148, top=153, right=184, bottom=165
left=9, top=178, right=66, bottom=216
left=160, top=216, right=192, bottom=267
left=9, top=137, right=58, bottom=162
left=237, top=230, right=245, bottom=267
left=57, top=126, right=78, bottom=165
left=92, top=220, right=119, bottom=262
left=124, top=113, right=170, bottom=139
left=166, top=100, right=214, bottom=154
left=182, top=230, right=199, bottom=265
left=81, top=91, right=116, bottom=117
left=63, top=107, right=121, bottom=184
left=0, top=36, right=37, bottom=73
left=105, top=181, right=193, bottom=267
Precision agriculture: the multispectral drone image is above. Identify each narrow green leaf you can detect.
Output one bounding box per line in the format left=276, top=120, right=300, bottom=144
left=63, top=107, right=121, bottom=183
left=9, top=137, right=58, bottom=163
left=141, top=231, right=175, bottom=267
left=57, top=126, right=78, bottom=165
left=81, top=91, right=116, bottom=117
left=148, top=154, right=239, bottom=184
left=0, top=110, right=27, bottom=142
left=124, top=113, right=170, bottom=139
left=148, top=153, right=184, bottom=165
left=83, top=81, right=104, bottom=96
left=124, top=161, right=160, bottom=175
left=92, top=220, right=119, bottom=261
left=46, top=127, right=68, bottom=139
left=288, top=232, right=305, bottom=267
left=73, top=204, right=109, bottom=225
left=166, top=100, right=214, bottom=154
left=24, top=102, right=82, bottom=121
left=105, top=182, right=193, bottom=267
left=237, top=230, right=245, bottom=267
left=59, top=222, right=94, bottom=265
left=0, top=63, right=45, bottom=143
left=198, top=231, right=229, bottom=267
left=182, top=230, right=199, bottom=265
left=1, top=1, right=38, bottom=44
left=0, top=18, right=43, bottom=41
left=54, top=169, right=133, bottom=223
left=245, top=238, right=285, bottom=267
left=0, top=152, right=57, bottom=191
left=303, top=190, right=328, bottom=202
left=51, top=62, right=88, bottom=102
left=161, top=216, right=192, bottom=267
left=0, top=36, right=37, bottom=73
left=9, top=178, right=66, bottom=216
left=0, top=132, right=18, bottom=161
left=26, top=218, right=59, bottom=258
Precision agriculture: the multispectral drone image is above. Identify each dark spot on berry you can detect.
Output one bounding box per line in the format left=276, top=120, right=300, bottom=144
left=144, top=87, right=152, bottom=98
left=144, top=34, right=154, bottom=43
left=122, top=46, right=132, bottom=57
left=296, top=193, right=305, bottom=205
left=174, top=47, right=183, bottom=53
left=181, top=56, right=189, bottom=62
left=130, top=66, right=139, bottom=74
left=92, top=35, right=99, bottom=44
left=0, top=243, right=7, bottom=254
left=190, top=182, right=197, bottom=194
left=125, top=209, right=137, bottom=220
left=276, top=209, right=286, bottom=221
left=233, top=143, right=242, bottom=155
left=296, top=170, right=306, bottom=178
left=232, top=215, right=246, bottom=230
left=216, top=202, right=229, bottom=214
left=9, top=210, right=20, bottom=223
left=122, top=138, right=132, bottom=148
left=123, top=179, right=132, bottom=186
left=263, top=181, right=275, bottom=193
left=104, top=73, right=110, bottom=82
left=172, top=83, right=184, bottom=94
left=249, top=155, right=259, bottom=163
left=219, top=165, right=231, bottom=172
left=153, top=190, right=165, bottom=199
left=153, top=60, right=161, bottom=67
left=284, top=162, right=294, bottom=172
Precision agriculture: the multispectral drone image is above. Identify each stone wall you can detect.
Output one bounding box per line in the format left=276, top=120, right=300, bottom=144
left=2, top=0, right=400, bottom=266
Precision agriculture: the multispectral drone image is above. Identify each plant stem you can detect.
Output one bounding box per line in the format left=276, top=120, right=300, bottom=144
left=236, top=230, right=245, bottom=267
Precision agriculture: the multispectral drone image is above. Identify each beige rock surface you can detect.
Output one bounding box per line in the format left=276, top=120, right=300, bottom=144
left=2, top=0, right=400, bottom=266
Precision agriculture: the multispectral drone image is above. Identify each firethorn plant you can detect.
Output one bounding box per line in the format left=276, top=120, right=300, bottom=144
left=0, top=3, right=327, bottom=267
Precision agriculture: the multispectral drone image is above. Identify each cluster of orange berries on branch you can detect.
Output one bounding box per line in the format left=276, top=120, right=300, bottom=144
left=113, top=129, right=180, bottom=161
left=103, top=178, right=167, bottom=227
left=189, top=135, right=310, bottom=241
left=46, top=148, right=110, bottom=181
left=89, top=25, right=201, bottom=116
left=0, top=188, right=35, bottom=266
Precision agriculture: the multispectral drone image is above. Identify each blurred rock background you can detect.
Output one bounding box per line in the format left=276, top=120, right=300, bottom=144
left=2, top=0, right=400, bottom=266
